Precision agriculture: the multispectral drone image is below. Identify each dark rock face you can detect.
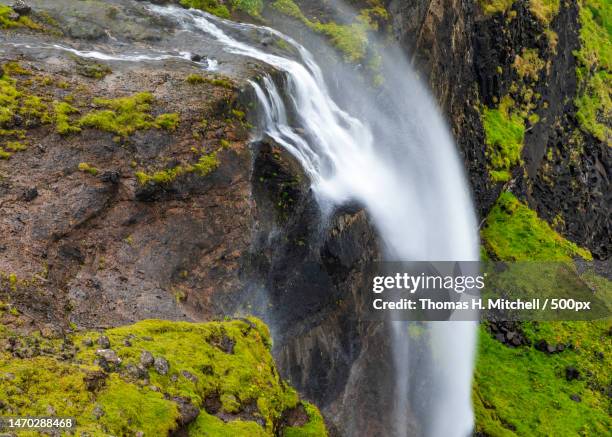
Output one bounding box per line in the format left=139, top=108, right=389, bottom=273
left=384, top=0, right=610, bottom=258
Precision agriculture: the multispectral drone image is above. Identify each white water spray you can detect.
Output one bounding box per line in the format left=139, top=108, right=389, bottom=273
left=150, top=4, right=479, bottom=436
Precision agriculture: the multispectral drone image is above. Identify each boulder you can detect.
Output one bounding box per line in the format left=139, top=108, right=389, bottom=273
left=154, top=356, right=169, bottom=375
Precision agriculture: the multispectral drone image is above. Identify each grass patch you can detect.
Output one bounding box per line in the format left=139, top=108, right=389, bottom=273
left=481, top=96, right=526, bottom=182
left=574, top=0, right=611, bottom=145
left=481, top=192, right=592, bottom=261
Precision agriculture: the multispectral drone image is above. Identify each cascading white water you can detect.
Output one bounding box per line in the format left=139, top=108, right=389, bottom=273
left=149, top=4, right=479, bottom=436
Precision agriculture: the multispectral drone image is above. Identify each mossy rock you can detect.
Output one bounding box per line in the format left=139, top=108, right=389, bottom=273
left=0, top=318, right=328, bottom=436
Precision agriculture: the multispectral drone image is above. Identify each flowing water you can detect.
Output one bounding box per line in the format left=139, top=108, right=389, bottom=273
left=19, top=2, right=478, bottom=434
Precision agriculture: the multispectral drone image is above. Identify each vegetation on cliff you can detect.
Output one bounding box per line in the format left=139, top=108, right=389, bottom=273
left=180, top=0, right=264, bottom=18
left=0, top=4, right=41, bottom=30
left=481, top=192, right=592, bottom=261
left=270, top=0, right=388, bottom=63
left=476, top=192, right=610, bottom=436
left=574, top=0, right=611, bottom=145
left=0, top=318, right=328, bottom=436
left=481, top=98, right=526, bottom=182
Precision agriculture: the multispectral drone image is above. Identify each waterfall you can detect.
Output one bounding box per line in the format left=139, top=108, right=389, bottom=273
left=149, top=4, right=479, bottom=436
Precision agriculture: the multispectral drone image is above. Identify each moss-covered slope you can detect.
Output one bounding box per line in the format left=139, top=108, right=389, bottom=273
left=0, top=318, right=327, bottom=436
left=476, top=191, right=611, bottom=436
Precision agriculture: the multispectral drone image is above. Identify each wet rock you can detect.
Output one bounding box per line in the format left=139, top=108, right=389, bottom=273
left=83, top=370, right=107, bottom=391
left=153, top=356, right=169, bottom=375
left=22, top=187, right=38, bottom=202
left=173, top=396, right=199, bottom=425
left=97, top=335, right=111, bottom=349
left=140, top=350, right=154, bottom=368
left=203, top=393, right=222, bottom=414
left=96, top=349, right=121, bottom=371
left=281, top=403, right=309, bottom=428
left=570, top=394, right=581, bottom=402
left=208, top=332, right=235, bottom=354
left=181, top=370, right=198, bottom=383
left=565, top=366, right=580, bottom=381
left=125, top=364, right=147, bottom=380
left=59, top=244, right=84, bottom=264
left=100, top=171, right=120, bottom=184
left=39, top=324, right=59, bottom=339
left=11, top=1, right=31, bottom=16
left=190, top=53, right=203, bottom=62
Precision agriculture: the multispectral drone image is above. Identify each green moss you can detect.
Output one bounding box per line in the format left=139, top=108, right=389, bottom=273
left=97, top=374, right=180, bottom=436
left=79, top=92, right=155, bottom=137
left=75, top=60, right=112, bottom=79
left=53, top=101, right=81, bottom=135
left=78, top=92, right=179, bottom=137
left=232, top=0, right=264, bottom=17
left=0, top=318, right=325, bottom=436
left=186, top=73, right=235, bottom=89
left=78, top=162, right=99, bottom=176
left=192, top=151, right=219, bottom=175
left=189, top=412, right=268, bottom=436
left=0, top=73, right=22, bottom=126
left=155, top=113, right=180, bottom=131
left=476, top=193, right=609, bottom=435
left=0, top=148, right=12, bottom=159
left=5, top=141, right=26, bottom=152
left=284, top=403, right=328, bottom=437
left=0, top=5, right=42, bottom=30
left=481, top=192, right=592, bottom=261
left=76, top=319, right=301, bottom=434
left=271, top=0, right=384, bottom=63
left=474, top=321, right=610, bottom=436
left=529, top=0, right=560, bottom=24
left=481, top=96, right=526, bottom=182
left=574, top=0, right=611, bottom=145
left=0, top=355, right=92, bottom=417
left=180, top=0, right=231, bottom=18
left=311, top=21, right=369, bottom=63
left=478, top=0, right=515, bottom=15
left=513, top=48, right=546, bottom=81
left=136, top=166, right=185, bottom=185
left=136, top=151, right=219, bottom=185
